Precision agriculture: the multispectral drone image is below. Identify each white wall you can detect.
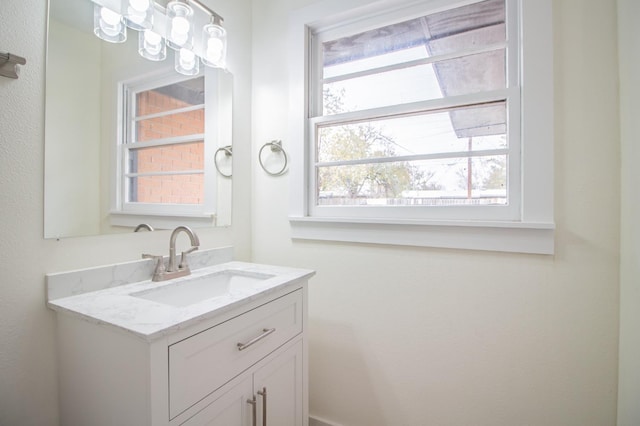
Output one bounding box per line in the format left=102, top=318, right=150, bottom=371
left=251, top=0, right=621, bottom=425
left=45, top=19, right=102, bottom=238
left=0, top=0, right=252, bottom=424
left=617, top=0, right=640, bottom=424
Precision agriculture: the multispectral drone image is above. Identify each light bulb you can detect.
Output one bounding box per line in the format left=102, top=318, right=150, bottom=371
left=144, top=30, right=162, bottom=54
left=139, top=29, right=166, bottom=61
left=172, top=16, right=190, bottom=35
left=94, top=4, right=126, bottom=42
left=124, top=0, right=152, bottom=29
left=206, top=38, right=224, bottom=62
left=129, top=0, right=150, bottom=12
left=165, top=1, right=193, bottom=50
left=175, top=48, right=199, bottom=75
left=99, top=7, right=124, bottom=38
left=144, top=29, right=161, bottom=45
left=170, top=17, right=190, bottom=46
left=100, top=7, right=121, bottom=26
left=179, top=48, right=196, bottom=70
left=201, top=23, right=227, bottom=68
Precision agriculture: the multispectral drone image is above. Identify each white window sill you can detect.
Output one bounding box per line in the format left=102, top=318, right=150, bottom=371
left=289, top=217, right=555, bottom=255
left=110, top=211, right=217, bottom=230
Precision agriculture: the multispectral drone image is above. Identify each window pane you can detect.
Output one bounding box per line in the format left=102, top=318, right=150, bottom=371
left=128, top=174, right=204, bottom=204
left=317, top=155, right=507, bottom=206
left=322, top=0, right=505, bottom=78
left=136, top=109, right=204, bottom=142
left=323, top=49, right=504, bottom=114
left=136, top=77, right=204, bottom=116
left=317, top=102, right=507, bottom=163
left=130, top=142, right=204, bottom=174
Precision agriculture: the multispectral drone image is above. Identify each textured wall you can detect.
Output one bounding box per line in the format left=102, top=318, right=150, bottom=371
left=0, top=0, right=252, bottom=424
left=250, top=0, right=621, bottom=424
left=617, top=0, right=640, bottom=424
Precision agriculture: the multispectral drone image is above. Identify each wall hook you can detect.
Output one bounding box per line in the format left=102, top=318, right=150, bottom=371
left=0, top=52, right=26, bottom=79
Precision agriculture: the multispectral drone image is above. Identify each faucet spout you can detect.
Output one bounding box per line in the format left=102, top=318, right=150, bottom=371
left=168, top=226, right=200, bottom=273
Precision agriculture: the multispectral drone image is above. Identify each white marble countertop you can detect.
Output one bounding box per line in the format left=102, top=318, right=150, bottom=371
left=47, top=261, right=315, bottom=342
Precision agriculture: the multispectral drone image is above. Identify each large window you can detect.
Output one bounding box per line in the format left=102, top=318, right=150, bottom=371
left=289, top=0, right=554, bottom=253
left=309, top=0, right=517, bottom=220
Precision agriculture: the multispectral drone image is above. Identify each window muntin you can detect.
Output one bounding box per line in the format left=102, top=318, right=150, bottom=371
left=135, top=110, right=205, bottom=141
left=309, top=0, right=517, bottom=220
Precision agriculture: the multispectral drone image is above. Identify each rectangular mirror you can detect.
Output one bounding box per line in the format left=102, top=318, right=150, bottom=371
left=45, top=0, right=233, bottom=239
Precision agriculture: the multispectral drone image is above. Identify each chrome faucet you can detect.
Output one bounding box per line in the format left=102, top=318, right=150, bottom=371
left=168, top=226, right=200, bottom=274
left=142, top=226, right=200, bottom=282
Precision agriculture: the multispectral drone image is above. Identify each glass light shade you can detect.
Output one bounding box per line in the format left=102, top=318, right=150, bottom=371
left=165, top=1, right=194, bottom=50
left=201, top=23, right=227, bottom=68
left=175, top=48, right=200, bottom=75
left=124, top=0, right=153, bottom=31
left=93, top=4, right=126, bottom=43
left=138, top=30, right=166, bottom=61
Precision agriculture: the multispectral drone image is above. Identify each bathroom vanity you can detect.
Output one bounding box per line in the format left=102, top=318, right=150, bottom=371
left=47, top=249, right=314, bottom=426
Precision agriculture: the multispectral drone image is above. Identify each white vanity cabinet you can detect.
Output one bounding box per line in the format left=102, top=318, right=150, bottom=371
left=184, top=338, right=303, bottom=426
left=54, top=279, right=309, bottom=426
left=170, top=289, right=305, bottom=425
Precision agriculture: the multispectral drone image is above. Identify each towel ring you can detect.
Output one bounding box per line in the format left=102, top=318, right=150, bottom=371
left=259, top=140, right=288, bottom=176
left=214, top=145, right=233, bottom=178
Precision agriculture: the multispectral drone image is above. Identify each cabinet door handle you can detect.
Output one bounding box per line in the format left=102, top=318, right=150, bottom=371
left=247, top=395, right=257, bottom=426
left=258, top=387, right=267, bottom=426
left=237, top=328, right=276, bottom=351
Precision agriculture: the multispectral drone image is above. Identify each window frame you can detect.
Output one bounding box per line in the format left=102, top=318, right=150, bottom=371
left=288, top=0, right=554, bottom=254
left=110, top=70, right=220, bottom=229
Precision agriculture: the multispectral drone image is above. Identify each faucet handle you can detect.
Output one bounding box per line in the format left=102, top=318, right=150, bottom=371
left=179, top=247, right=198, bottom=270
left=142, top=253, right=166, bottom=275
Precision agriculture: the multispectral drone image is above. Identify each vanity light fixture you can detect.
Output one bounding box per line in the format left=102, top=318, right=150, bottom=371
left=91, top=0, right=227, bottom=75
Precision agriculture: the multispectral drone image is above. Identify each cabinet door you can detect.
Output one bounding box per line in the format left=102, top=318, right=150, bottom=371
left=253, top=340, right=304, bottom=426
left=182, top=375, right=253, bottom=426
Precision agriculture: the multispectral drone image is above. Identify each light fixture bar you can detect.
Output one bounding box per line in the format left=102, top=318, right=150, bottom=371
left=186, top=0, right=223, bottom=25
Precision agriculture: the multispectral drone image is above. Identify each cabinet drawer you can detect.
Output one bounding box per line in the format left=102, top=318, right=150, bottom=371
left=169, top=289, right=303, bottom=419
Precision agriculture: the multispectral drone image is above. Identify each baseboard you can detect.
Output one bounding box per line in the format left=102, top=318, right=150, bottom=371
left=309, top=415, right=343, bottom=426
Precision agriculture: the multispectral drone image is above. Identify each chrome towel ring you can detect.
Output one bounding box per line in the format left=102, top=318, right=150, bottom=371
left=214, top=145, right=233, bottom=178
left=259, top=140, right=288, bottom=176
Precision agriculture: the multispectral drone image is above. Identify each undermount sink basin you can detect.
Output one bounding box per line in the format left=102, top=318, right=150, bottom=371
left=131, top=270, right=274, bottom=307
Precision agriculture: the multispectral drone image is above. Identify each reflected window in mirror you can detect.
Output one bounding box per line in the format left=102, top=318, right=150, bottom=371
left=111, top=71, right=225, bottom=229
left=124, top=76, right=206, bottom=209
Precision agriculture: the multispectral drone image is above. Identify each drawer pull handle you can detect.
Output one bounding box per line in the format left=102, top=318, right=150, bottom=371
left=237, top=328, right=276, bottom=351
left=247, top=396, right=257, bottom=426
left=258, top=387, right=267, bottom=426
